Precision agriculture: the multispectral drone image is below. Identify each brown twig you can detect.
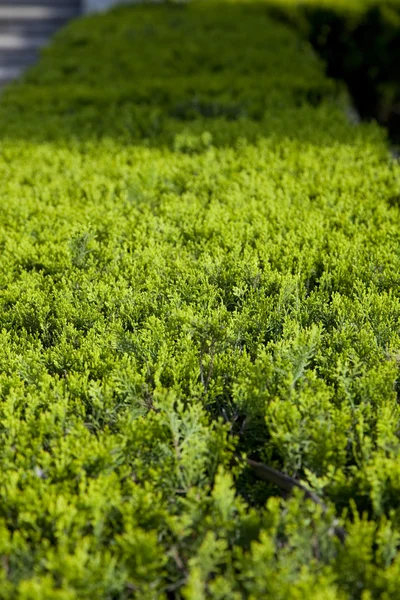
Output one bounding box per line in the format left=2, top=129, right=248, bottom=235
left=247, top=458, right=346, bottom=543
left=199, top=340, right=216, bottom=393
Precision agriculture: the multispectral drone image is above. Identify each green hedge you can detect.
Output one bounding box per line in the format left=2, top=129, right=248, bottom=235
left=0, top=2, right=400, bottom=598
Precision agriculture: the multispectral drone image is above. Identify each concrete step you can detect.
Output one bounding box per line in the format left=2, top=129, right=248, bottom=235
left=0, top=49, right=40, bottom=68
left=0, top=8, right=80, bottom=18
left=0, top=3, right=81, bottom=86
left=0, top=65, right=25, bottom=85
left=0, top=7, right=79, bottom=19
left=0, top=34, right=47, bottom=69
left=0, top=34, right=48, bottom=49
left=0, top=1, right=81, bottom=7
left=0, top=34, right=52, bottom=69
left=0, top=7, right=80, bottom=36
left=0, top=21, right=70, bottom=37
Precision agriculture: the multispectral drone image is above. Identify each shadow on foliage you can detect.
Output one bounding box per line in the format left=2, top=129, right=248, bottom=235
left=269, top=0, right=400, bottom=145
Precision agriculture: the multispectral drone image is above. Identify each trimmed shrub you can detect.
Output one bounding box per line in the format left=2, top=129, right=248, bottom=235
left=0, top=1, right=399, bottom=597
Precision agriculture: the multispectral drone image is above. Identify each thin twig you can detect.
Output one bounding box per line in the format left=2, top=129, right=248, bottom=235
left=199, top=340, right=216, bottom=393
left=247, top=458, right=346, bottom=543
left=205, top=340, right=216, bottom=392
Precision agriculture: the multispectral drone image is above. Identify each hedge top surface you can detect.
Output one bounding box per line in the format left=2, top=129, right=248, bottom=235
left=0, top=1, right=400, bottom=599
left=0, top=2, right=339, bottom=143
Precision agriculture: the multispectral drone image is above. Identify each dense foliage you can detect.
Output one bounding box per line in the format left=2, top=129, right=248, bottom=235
left=0, top=1, right=400, bottom=598
left=273, top=0, right=400, bottom=142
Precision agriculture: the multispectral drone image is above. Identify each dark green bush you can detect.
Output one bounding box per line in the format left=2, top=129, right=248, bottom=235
left=270, top=0, right=400, bottom=142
